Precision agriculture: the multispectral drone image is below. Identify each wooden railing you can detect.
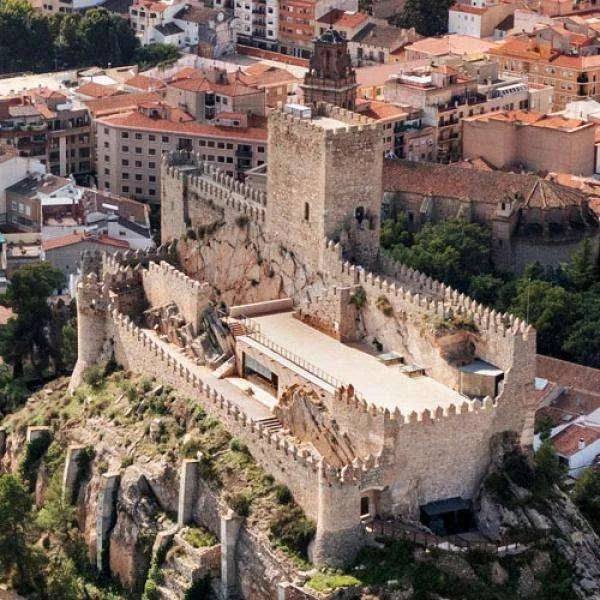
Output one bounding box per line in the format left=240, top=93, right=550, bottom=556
left=366, top=519, right=549, bottom=556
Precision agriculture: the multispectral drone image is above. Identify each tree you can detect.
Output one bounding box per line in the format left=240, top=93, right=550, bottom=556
left=0, top=475, right=34, bottom=589
left=534, top=438, right=566, bottom=490
left=37, top=470, right=77, bottom=547
left=387, top=219, right=493, bottom=291
left=0, top=261, right=64, bottom=377
left=508, top=279, right=577, bottom=357
left=393, top=0, right=454, bottom=36
left=572, top=469, right=600, bottom=534
left=135, top=42, right=181, bottom=70
left=568, top=237, right=599, bottom=291
left=562, top=319, right=600, bottom=368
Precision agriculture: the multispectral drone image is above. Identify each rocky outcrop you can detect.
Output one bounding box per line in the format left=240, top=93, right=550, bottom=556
left=475, top=433, right=600, bottom=599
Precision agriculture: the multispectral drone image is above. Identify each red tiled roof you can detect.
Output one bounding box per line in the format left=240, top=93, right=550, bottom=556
left=43, top=232, right=130, bottom=251
left=317, top=9, right=369, bottom=28
left=356, top=98, right=408, bottom=120
left=97, top=110, right=268, bottom=141
left=168, top=73, right=260, bottom=97
left=76, top=82, right=120, bottom=98
left=405, top=34, right=496, bottom=56
left=552, top=423, right=600, bottom=456
left=125, top=74, right=166, bottom=91
left=83, top=92, right=163, bottom=117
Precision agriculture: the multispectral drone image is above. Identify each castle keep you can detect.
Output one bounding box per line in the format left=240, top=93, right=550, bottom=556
left=73, top=103, right=537, bottom=568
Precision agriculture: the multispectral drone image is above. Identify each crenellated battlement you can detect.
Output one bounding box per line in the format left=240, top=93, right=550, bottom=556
left=322, top=239, right=534, bottom=346
left=269, top=102, right=381, bottom=138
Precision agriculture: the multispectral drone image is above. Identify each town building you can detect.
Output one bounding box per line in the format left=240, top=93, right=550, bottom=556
left=95, top=100, right=267, bottom=200
left=301, top=29, right=359, bottom=109
left=383, top=159, right=599, bottom=272
left=239, top=63, right=300, bottom=108
left=350, top=23, right=419, bottom=65
left=489, top=20, right=600, bottom=110
left=403, top=34, right=498, bottom=62
left=462, top=109, right=596, bottom=175
left=384, top=62, right=536, bottom=162
left=448, top=0, right=516, bottom=39
left=0, top=88, right=92, bottom=182
left=355, top=99, right=435, bottom=160
left=164, top=68, right=266, bottom=121
left=234, top=0, right=280, bottom=52
left=534, top=408, right=600, bottom=478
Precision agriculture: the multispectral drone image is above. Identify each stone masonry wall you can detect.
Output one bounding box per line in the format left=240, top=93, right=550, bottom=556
left=141, top=260, right=211, bottom=334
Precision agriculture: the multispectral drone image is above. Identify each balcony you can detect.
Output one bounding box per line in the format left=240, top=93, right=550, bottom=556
left=437, top=93, right=486, bottom=113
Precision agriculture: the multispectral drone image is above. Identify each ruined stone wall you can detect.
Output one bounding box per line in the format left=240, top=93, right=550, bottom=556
left=141, top=260, right=211, bottom=334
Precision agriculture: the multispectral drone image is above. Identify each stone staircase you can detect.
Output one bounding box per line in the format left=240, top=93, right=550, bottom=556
left=256, top=416, right=283, bottom=433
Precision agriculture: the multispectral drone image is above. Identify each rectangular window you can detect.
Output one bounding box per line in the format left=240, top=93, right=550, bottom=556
left=149, top=134, right=156, bottom=141
left=122, top=185, right=129, bottom=193
left=200, top=140, right=206, bottom=146
left=217, top=142, right=225, bottom=149
left=122, top=145, right=129, bottom=152
left=149, top=188, right=156, bottom=196
left=135, top=187, right=142, bottom=194
left=162, top=135, right=169, bottom=142
left=122, top=159, right=129, bottom=166
left=135, top=174, right=142, bottom=181
left=149, top=148, right=156, bottom=155
left=121, top=132, right=129, bottom=138
left=135, top=133, right=142, bottom=140
left=123, top=172, right=129, bottom=179
left=135, top=160, right=142, bottom=167
left=148, top=161, right=155, bottom=168
left=149, top=175, right=156, bottom=182
left=135, top=147, right=142, bottom=154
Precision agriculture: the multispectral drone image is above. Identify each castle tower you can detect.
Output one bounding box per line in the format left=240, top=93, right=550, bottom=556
left=301, top=30, right=358, bottom=110
left=266, top=104, right=383, bottom=270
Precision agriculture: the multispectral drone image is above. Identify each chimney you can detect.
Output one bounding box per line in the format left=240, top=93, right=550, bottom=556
left=578, top=437, right=586, bottom=450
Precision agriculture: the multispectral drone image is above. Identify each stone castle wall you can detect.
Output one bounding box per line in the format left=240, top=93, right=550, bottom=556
left=141, top=261, right=211, bottom=334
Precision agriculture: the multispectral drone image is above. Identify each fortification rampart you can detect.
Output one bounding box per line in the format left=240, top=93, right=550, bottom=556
left=141, top=261, right=211, bottom=334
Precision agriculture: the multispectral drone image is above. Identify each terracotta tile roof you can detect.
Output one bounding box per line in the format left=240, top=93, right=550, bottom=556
left=241, top=63, right=298, bottom=87
left=97, top=110, right=268, bottom=141
left=83, top=92, right=162, bottom=117
left=356, top=98, right=408, bottom=120
left=174, top=4, right=228, bottom=22
left=552, top=423, right=600, bottom=456
left=124, top=74, right=166, bottom=91
left=75, top=82, right=120, bottom=98
left=466, top=109, right=592, bottom=131
left=131, top=0, right=169, bottom=12
left=215, top=111, right=246, bottom=119
left=0, top=145, right=18, bottom=164
left=43, top=232, right=130, bottom=251
left=34, top=103, right=56, bottom=119
left=536, top=354, right=600, bottom=392
left=168, top=72, right=260, bottom=96
left=317, top=9, right=369, bottom=28
left=383, top=159, right=589, bottom=208
left=169, top=67, right=205, bottom=81
left=450, top=3, right=488, bottom=15
left=352, top=23, right=408, bottom=49
left=405, top=34, right=496, bottom=56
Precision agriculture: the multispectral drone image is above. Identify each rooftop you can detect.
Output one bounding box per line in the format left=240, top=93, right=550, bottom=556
left=247, top=311, right=467, bottom=412
left=351, top=23, right=408, bottom=49
left=42, top=232, right=130, bottom=251
left=316, top=9, right=369, bottom=28
left=124, top=74, right=166, bottom=91
left=83, top=91, right=163, bottom=117
left=75, top=82, right=120, bottom=99
left=383, top=159, right=590, bottom=209
left=97, top=109, right=268, bottom=141
left=552, top=423, right=600, bottom=456
left=464, top=109, right=593, bottom=131
left=405, top=34, right=497, bottom=57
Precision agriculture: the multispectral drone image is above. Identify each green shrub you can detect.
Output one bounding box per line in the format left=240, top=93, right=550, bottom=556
left=228, top=492, right=251, bottom=517
left=229, top=438, right=249, bottom=454
left=307, top=573, right=360, bottom=593
left=20, top=430, right=52, bottom=486
left=142, top=578, right=159, bottom=600
left=97, top=460, right=108, bottom=474
left=83, top=364, right=104, bottom=388
left=183, top=526, right=218, bottom=548
left=120, top=455, right=134, bottom=468
left=270, top=504, right=315, bottom=558
left=273, top=484, right=292, bottom=505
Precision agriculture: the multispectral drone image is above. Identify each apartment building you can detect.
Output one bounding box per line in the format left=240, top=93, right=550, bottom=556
left=355, top=99, right=436, bottom=160
left=165, top=68, right=266, bottom=121
left=490, top=20, right=600, bottom=110
left=239, top=63, right=300, bottom=107
left=235, top=0, right=279, bottom=51
left=384, top=62, right=535, bottom=161
left=448, top=0, right=515, bottom=38
left=0, top=88, right=92, bottom=182
left=462, top=109, right=596, bottom=175
left=95, top=101, right=267, bottom=201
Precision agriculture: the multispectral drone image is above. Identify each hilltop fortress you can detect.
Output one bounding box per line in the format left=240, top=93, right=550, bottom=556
left=72, top=103, right=537, bottom=569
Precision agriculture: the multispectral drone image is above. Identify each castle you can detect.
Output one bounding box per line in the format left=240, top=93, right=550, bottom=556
left=72, top=103, right=537, bottom=568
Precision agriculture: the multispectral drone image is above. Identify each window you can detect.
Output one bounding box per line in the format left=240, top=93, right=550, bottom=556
left=135, top=160, right=142, bottom=167
left=104, top=168, right=110, bottom=175
left=104, top=142, right=109, bottom=148
left=226, top=157, right=233, bottom=163
left=217, top=142, right=224, bottom=149
left=104, top=182, right=110, bottom=189
left=135, top=187, right=142, bottom=194
left=226, top=143, right=233, bottom=149
left=149, top=175, right=156, bottom=182
left=149, top=188, right=156, bottom=196
left=207, top=155, right=214, bottom=161
left=149, top=148, right=156, bottom=155
left=218, top=156, right=224, bottom=162
left=258, top=146, right=265, bottom=153
left=123, top=172, right=129, bottom=179
left=122, top=145, right=129, bottom=152
left=135, top=133, right=142, bottom=140
left=162, top=135, right=169, bottom=142
left=121, top=132, right=129, bottom=138
left=135, top=147, right=142, bottom=154
left=104, top=155, right=109, bottom=162
left=122, top=159, right=129, bottom=166
left=200, top=140, right=206, bottom=146
left=135, top=174, right=142, bottom=181
left=207, top=141, right=215, bottom=147
left=149, top=134, right=156, bottom=141
left=149, top=161, right=155, bottom=168
left=122, top=185, right=129, bottom=193
left=304, top=202, right=309, bottom=221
